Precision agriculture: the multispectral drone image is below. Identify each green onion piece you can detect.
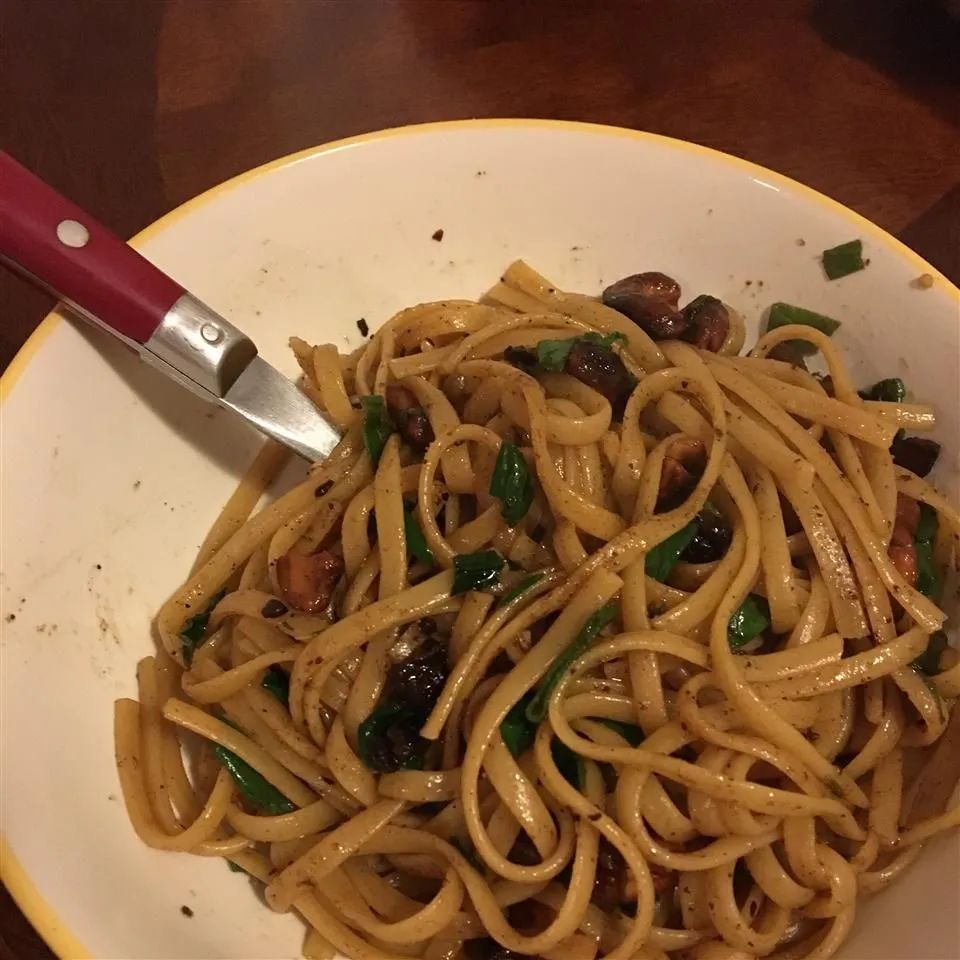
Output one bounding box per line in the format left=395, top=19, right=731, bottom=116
left=500, top=691, right=537, bottom=757
left=360, top=395, right=396, bottom=467
left=261, top=666, right=290, bottom=706
left=822, top=239, right=866, bottom=280
left=598, top=718, right=645, bottom=746
left=644, top=521, right=698, bottom=582
left=912, top=631, right=949, bottom=676
left=356, top=699, right=425, bottom=772
left=915, top=504, right=941, bottom=599
left=212, top=743, right=296, bottom=814
left=915, top=543, right=941, bottom=599
left=766, top=303, right=842, bottom=356
left=551, top=738, right=583, bottom=789
left=916, top=503, right=938, bottom=544
left=858, top=378, right=906, bottom=403
left=498, top=571, right=545, bottom=608
left=536, top=331, right=627, bottom=372
left=728, top=594, right=770, bottom=649
left=452, top=550, right=505, bottom=595
left=227, top=860, right=247, bottom=874
left=180, top=589, right=225, bottom=667
left=526, top=604, right=619, bottom=723
left=402, top=500, right=434, bottom=566
left=489, top=441, right=535, bottom=525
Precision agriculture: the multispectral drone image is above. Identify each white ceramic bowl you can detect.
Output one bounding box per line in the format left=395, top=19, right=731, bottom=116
left=2, top=120, right=958, bottom=960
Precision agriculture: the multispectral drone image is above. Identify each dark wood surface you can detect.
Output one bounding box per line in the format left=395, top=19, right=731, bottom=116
left=1, top=1, right=958, bottom=957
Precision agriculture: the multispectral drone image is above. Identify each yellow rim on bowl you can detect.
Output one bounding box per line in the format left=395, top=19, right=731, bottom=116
left=1, top=117, right=957, bottom=959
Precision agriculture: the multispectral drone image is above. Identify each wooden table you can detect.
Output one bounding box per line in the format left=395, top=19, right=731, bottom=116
left=1, top=0, right=958, bottom=956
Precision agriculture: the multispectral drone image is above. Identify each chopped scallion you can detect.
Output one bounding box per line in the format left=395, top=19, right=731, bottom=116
left=822, top=239, right=866, bottom=280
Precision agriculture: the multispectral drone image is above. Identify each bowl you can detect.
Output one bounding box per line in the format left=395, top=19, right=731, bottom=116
left=1, top=119, right=957, bottom=959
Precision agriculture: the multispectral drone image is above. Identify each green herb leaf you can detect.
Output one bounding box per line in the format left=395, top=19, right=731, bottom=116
left=452, top=550, right=505, bottom=595
left=822, top=239, right=866, bottom=280
left=551, top=738, right=583, bottom=789
left=526, top=604, right=619, bottom=723
left=356, top=699, right=426, bottom=772
left=500, top=691, right=537, bottom=757
left=180, top=590, right=225, bottom=667
left=912, top=631, right=949, bottom=676
left=766, top=303, right=842, bottom=356
left=645, top=521, right=698, bottom=582
left=537, top=338, right=576, bottom=372
left=227, top=860, right=248, bottom=874
left=261, top=666, right=290, bottom=706
left=489, top=441, right=535, bottom=525
left=598, top=718, right=645, bottom=746
left=403, top=500, right=435, bottom=566
left=858, top=378, right=906, bottom=403
left=361, top=395, right=396, bottom=467
left=728, top=594, right=770, bottom=649
left=536, top=331, right=627, bottom=372
left=498, top=571, right=545, bottom=608
left=212, top=743, right=296, bottom=814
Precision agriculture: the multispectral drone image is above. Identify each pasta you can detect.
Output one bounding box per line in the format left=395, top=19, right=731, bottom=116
left=115, top=261, right=960, bottom=960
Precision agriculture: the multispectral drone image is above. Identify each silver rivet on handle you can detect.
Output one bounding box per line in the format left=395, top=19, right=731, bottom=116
left=200, top=322, right=223, bottom=344
left=56, top=219, right=90, bottom=248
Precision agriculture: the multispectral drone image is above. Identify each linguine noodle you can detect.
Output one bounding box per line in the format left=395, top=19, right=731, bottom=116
left=115, top=261, right=959, bottom=960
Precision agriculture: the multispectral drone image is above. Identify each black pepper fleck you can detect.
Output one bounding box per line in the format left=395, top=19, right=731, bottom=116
left=180, top=905, right=194, bottom=918
left=356, top=318, right=369, bottom=337
left=432, top=229, right=444, bottom=242
left=315, top=480, right=333, bottom=498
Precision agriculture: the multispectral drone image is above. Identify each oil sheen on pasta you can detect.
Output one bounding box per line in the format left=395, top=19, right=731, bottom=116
left=115, top=261, right=960, bottom=960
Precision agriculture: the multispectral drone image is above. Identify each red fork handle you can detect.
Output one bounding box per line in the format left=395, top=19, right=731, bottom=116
left=0, top=151, right=184, bottom=344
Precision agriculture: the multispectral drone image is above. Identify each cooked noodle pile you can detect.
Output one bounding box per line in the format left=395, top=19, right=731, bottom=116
left=115, top=261, right=960, bottom=960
